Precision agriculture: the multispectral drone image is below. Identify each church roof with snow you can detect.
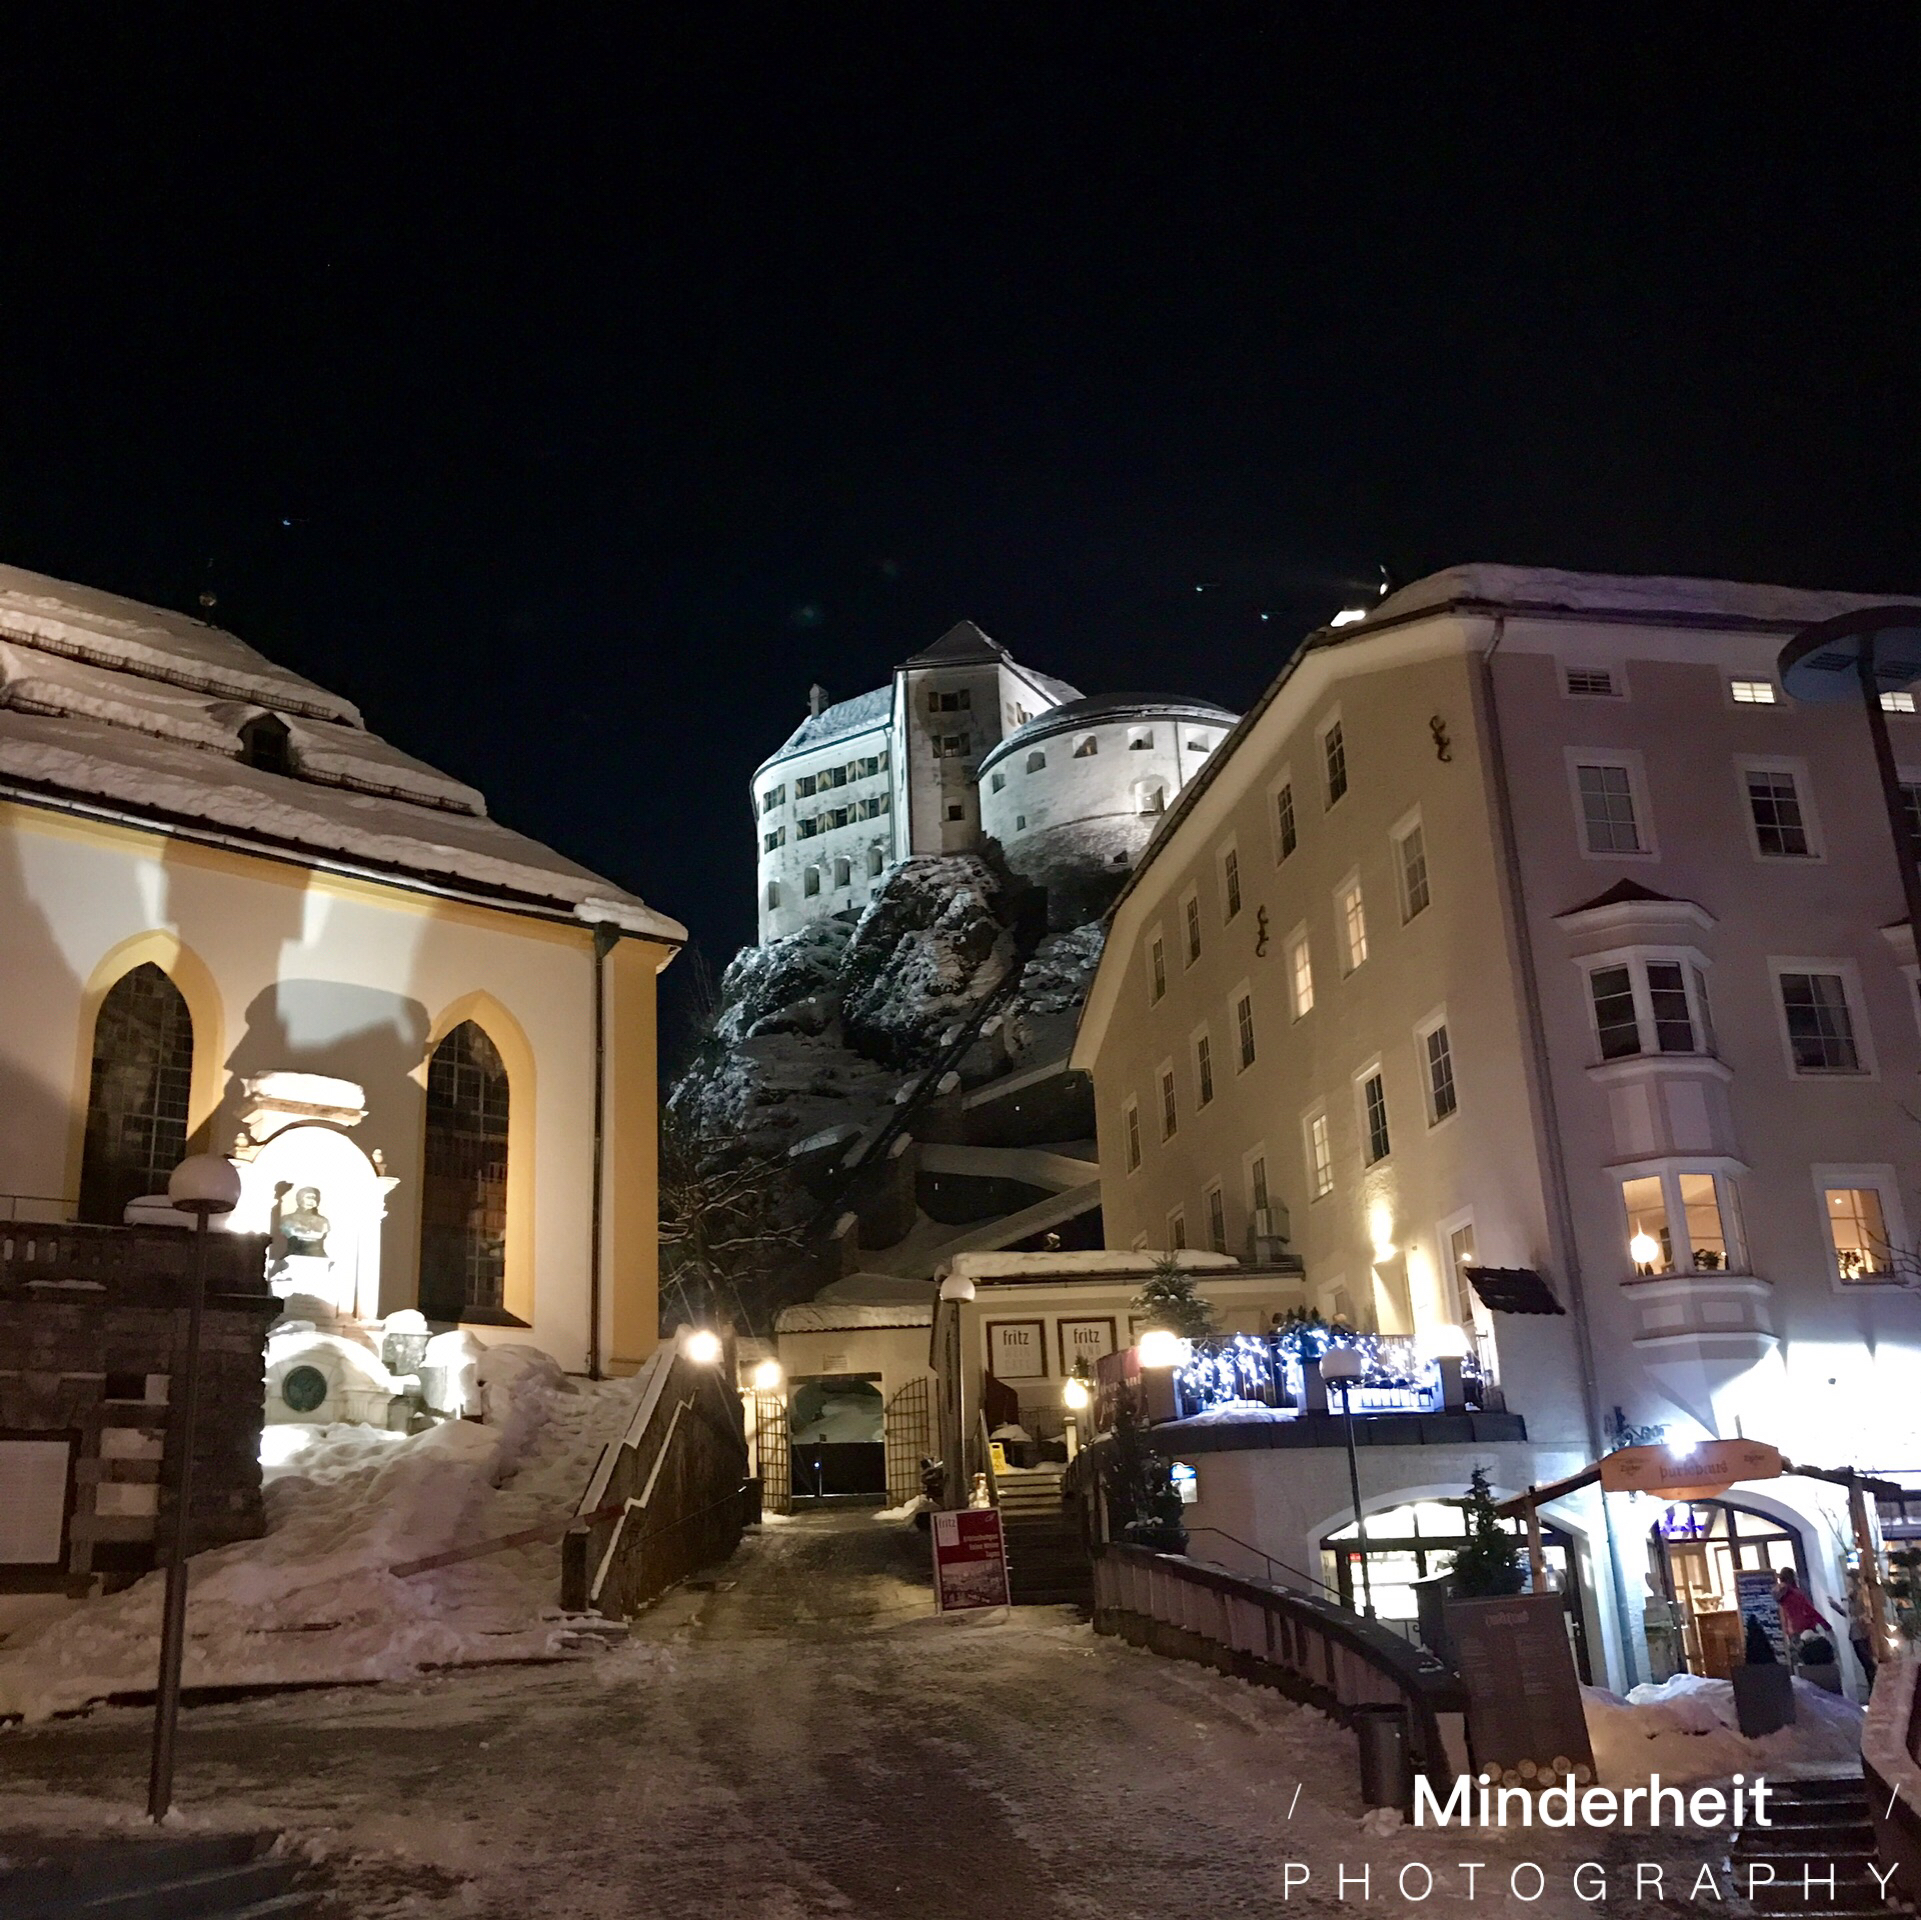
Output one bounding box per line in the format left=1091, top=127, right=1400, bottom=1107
left=0, top=562, right=684, bottom=942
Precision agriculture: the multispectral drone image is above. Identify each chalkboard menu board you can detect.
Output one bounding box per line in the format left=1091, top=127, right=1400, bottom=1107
left=1445, top=1592, right=1595, bottom=1786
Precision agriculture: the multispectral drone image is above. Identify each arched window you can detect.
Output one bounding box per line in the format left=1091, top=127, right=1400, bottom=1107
left=867, top=845, right=885, bottom=878
left=1134, top=779, right=1167, bottom=815
left=420, top=1021, right=510, bottom=1321
left=79, top=964, right=194, bottom=1224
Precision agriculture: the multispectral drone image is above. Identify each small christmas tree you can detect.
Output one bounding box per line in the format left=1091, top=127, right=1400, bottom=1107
left=1447, top=1467, right=1525, bottom=1596
left=1100, top=1397, right=1188, bottom=1552
left=1133, top=1257, right=1218, bottom=1338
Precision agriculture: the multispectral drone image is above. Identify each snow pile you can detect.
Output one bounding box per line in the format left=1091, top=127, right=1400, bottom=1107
left=1582, top=1670, right=1863, bottom=1785
left=0, top=1350, right=643, bottom=1724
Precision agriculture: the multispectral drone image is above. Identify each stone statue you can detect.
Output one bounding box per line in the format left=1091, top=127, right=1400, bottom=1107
left=281, top=1186, right=331, bottom=1261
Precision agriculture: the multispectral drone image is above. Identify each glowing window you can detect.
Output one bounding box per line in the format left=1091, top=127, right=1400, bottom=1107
left=421, top=1022, right=510, bottom=1319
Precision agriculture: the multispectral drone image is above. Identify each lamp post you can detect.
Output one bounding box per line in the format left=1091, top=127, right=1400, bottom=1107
left=148, top=1153, right=242, bottom=1824
left=1062, top=1372, right=1090, bottom=1460
left=1779, top=607, right=1921, bottom=956
left=1320, top=1346, right=1374, bottom=1618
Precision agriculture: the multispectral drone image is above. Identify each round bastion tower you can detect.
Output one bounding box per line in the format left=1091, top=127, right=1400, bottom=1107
left=976, top=693, right=1239, bottom=926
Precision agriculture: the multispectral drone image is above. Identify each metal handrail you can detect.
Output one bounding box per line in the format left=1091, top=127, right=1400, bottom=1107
left=1095, top=1540, right=1464, bottom=1780
left=1183, top=1524, right=1337, bottom=1600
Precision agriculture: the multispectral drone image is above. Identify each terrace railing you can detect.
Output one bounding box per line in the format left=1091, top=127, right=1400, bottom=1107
left=1093, top=1541, right=1467, bottom=1784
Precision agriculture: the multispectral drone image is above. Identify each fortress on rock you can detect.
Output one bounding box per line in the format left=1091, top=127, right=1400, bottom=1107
left=751, top=620, right=1237, bottom=940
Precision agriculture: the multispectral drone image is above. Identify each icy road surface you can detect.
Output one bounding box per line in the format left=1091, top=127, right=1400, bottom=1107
left=1, top=1511, right=1699, bottom=1918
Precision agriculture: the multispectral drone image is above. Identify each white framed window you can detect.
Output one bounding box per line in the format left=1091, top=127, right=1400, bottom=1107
left=1336, top=872, right=1368, bottom=973
left=1729, top=677, right=1779, bottom=707
left=1204, top=1182, right=1228, bottom=1255
left=1620, top=1167, right=1744, bottom=1275
left=1737, top=756, right=1822, bottom=861
left=1271, top=769, right=1298, bottom=863
left=1581, top=950, right=1714, bottom=1061
left=1565, top=748, right=1657, bottom=859
left=1392, top=808, right=1430, bottom=921
left=1886, top=691, right=1919, bottom=716
left=1244, top=1146, right=1271, bottom=1217
left=1231, top=984, right=1257, bottom=1071
left=1123, top=1097, right=1142, bottom=1173
left=1439, top=1212, right=1480, bottom=1329
left=1320, top=714, right=1348, bottom=807
left=1192, top=1026, right=1215, bottom=1107
left=1356, top=1061, right=1391, bottom=1165
left=1415, top=1010, right=1457, bottom=1124
left=1564, top=664, right=1623, bottom=699
left=1147, top=927, right=1167, bottom=1006
left=1286, top=924, right=1314, bottom=1019
left=1167, top=1206, right=1187, bottom=1251
left=1769, top=958, right=1874, bottom=1077
left=1181, top=888, right=1202, bottom=967
left=1811, top=1164, right=1909, bottom=1285
left=1158, top=1060, right=1179, bottom=1141
left=1304, top=1106, right=1334, bottom=1200
left=1219, top=841, right=1243, bottom=921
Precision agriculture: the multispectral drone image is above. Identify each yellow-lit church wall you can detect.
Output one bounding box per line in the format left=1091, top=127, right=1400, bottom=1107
left=0, top=797, right=667, bottom=1375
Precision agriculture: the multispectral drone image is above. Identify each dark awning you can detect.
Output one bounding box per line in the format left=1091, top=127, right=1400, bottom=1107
left=1464, top=1266, right=1566, bottom=1316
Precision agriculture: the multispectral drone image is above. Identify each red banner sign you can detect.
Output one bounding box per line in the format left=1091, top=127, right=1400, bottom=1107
left=932, top=1508, right=1011, bottom=1612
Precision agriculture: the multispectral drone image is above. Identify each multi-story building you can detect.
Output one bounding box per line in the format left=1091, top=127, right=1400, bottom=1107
left=751, top=621, right=1234, bottom=941
left=1070, top=563, right=1921, bottom=1691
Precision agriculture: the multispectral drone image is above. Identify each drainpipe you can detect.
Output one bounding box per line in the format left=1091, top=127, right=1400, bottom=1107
left=1475, top=618, right=1641, bottom=1686
left=589, top=922, right=621, bottom=1381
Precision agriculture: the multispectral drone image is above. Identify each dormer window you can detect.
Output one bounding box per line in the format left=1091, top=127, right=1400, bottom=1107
left=239, top=713, right=294, bottom=776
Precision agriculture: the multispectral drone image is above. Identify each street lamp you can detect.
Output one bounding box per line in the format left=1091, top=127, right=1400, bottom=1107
left=148, top=1152, right=242, bottom=1823
left=1061, top=1373, right=1090, bottom=1461
left=1320, top=1346, right=1375, bottom=1619
left=683, top=1327, right=723, bottom=1366
left=1779, top=607, right=1921, bottom=954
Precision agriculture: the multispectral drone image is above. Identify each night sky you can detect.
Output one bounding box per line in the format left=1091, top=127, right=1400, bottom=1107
left=5, top=14, right=1919, bottom=1055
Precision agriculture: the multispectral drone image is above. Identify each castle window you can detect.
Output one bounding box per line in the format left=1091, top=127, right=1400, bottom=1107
left=933, top=734, right=969, bottom=758
left=796, top=774, right=818, bottom=798
left=990, top=771, right=1006, bottom=792
left=832, top=857, right=850, bottom=886
left=804, top=867, right=822, bottom=897
left=78, top=964, right=194, bottom=1225
left=1134, top=780, right=1166, bottom=814
left=239, top=712, right=294, bottom=776
left=761, top=783, right=786, bottom=814
left=867, top=846, right=885, bottom=877
left=1188, top=734, right=1214, bottom=753
left=1015, top=815, right=1026, bottom=831
left=929, top=689, right=971, bottom=712
left=1026, top=750, right=1047, bottom=773
left=421, top=1022, right=510, bottom=1320
left=796, top=816, right=820, bottom=839
left=1128, top=728, right=1154, bottom=750
left=763, top=827, right=785, bottom=852
left=766, top=880, right=781, bottom=909
left=947, top=802, right=965, bottom=821
left=1074, top=736, right=1098, bottom=757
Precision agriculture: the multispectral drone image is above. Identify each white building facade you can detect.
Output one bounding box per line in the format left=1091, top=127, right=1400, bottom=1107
left=752, top=621, right=1234, bottom=941
left=1071, top=564, right=1921, bottom=1692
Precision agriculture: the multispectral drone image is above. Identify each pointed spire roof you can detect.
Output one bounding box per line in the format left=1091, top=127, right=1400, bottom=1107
left=902, top=619, right=1006, bottom=668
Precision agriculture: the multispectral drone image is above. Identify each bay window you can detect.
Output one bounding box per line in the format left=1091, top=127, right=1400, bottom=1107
left=1584, top=954, right=1713, bottom=1061
left=1620, top=1169, right=1741, bottom=1275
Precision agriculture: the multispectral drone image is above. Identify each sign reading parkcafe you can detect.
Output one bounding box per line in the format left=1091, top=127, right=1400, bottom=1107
left=1598, top=1439, right=1784, bottom=1502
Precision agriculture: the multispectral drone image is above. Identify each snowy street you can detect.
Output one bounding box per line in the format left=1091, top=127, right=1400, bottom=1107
left=0, top=1509, right=1715, bottom=1919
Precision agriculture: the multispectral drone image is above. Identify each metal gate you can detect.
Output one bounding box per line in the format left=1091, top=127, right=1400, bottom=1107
left=884, top=1375, right=932, bottom=1507
left=752, top=1389, right=791, bottom=1514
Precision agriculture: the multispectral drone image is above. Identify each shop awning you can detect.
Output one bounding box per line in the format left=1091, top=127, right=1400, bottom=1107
left=1463, top=1266, right=1566, bottom=1315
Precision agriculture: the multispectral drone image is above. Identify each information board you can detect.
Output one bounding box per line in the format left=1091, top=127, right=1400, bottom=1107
left=932, top=1508, right=1011, bottom=1612
left=1735, top=1567, right=1788, bottom=1661
left=1445, top=1591, right=1595, bottom=1786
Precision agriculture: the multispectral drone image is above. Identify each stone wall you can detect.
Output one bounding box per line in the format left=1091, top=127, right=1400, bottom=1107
left=0, top=1224, right=276, bottom=1590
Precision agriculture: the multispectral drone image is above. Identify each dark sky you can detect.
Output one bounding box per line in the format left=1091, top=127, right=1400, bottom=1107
left=4, top=13, right=1919, bottom=1048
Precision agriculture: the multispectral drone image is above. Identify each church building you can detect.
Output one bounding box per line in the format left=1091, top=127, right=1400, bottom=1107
left=0, top=563, right=684, bottom=1379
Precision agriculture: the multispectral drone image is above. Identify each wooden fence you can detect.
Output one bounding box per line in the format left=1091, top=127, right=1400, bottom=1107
left=1094, top=1542, right=1468, bottom=1782
left=560, top=1331, right=751, bottom=1618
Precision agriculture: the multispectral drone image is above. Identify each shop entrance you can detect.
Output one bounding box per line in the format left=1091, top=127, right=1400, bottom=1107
left=1648, top=1499, right=1806, bottom=1679
left=1322, top=1498, right=1592, bottom=1681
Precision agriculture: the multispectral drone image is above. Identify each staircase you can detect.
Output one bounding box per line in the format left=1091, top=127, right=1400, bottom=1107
left=1729, top=1775, right=1896, bottom=1917
left=0, top=1831, right=322, bottom=1919
left=994, top=1465, right=1092, bottom=1607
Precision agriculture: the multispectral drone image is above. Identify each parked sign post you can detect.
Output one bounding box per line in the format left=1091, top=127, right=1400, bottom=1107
left=932, top=1508, right=1011, bottom=1612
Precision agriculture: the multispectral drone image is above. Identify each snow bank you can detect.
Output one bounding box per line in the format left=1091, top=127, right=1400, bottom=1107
left=0, top=1353, right=643, bottom=1724
left=1582, top=1671, right=1863, bottom=1786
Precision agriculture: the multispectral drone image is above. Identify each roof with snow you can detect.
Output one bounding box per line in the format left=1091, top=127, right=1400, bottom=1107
left=0, top=562, right=684, bottom=942
left=977, top=692, right=1239, bottom=776
left=766, top=684, right=894, bottom=762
